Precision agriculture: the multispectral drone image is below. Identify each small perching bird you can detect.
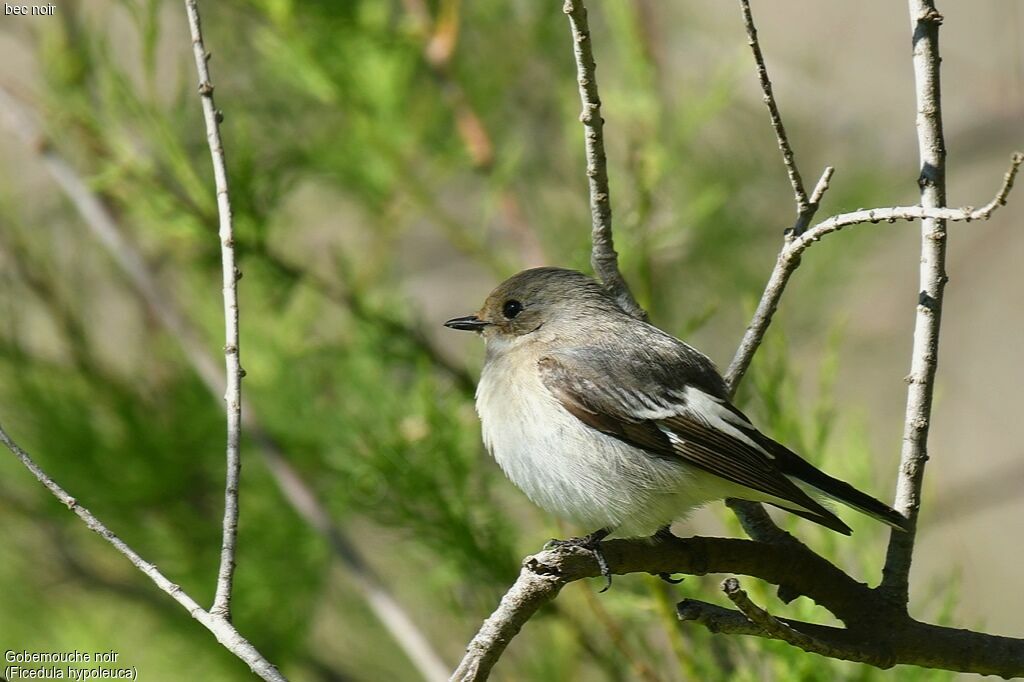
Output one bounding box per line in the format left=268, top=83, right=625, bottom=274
left=445, top=267, right=908, bottom=588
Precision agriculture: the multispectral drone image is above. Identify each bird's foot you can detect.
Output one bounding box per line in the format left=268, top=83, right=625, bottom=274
left=545, top=528, right=613, bottom=592
left=653, top=525, right=684, bottom=584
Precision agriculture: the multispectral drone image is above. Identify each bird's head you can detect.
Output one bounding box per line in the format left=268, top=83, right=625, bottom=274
left=444, top=267, right=624, bottom=349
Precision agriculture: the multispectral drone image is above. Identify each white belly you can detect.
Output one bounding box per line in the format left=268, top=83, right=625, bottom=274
left=476, top=353, right=729, bottom=537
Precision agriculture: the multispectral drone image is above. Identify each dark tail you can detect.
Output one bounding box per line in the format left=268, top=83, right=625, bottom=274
left=752, top=433, right=911, bottom=533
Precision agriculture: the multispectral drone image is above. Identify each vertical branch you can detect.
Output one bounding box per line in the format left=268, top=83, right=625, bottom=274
left=563, top=0, right=646, bottom=320
left=725, top=0, right=836, bottom=391
left=881, top=0, right=948, bottom=604
left=184, top=0, right=243, bottom=621
left=0, top=426, right=287, bottom=682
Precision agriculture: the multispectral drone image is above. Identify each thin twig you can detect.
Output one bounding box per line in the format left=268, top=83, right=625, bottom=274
left=881, top=0, right=949, bottom=607
left=563, top=0, right=645, bottom=320
left=725, top=153, right=1022, bottom=392
left=790, top=159, right=1021, bottom=257
left=449, top=559, right=569, bottom=681
left=0, top=425, right=286, bottom=682
left=721, top=577, right=868, bottom=662
left=726, top=1, right=841, bottom=393
left=0, top=64, right=450, bottom=682
left=738, top=0, right=808, bottom=214
left=726, top=0, right=838, bottom=391
left=184, top=0, right=243, bottom=623
left=677, top=597, right=896, bottom=668
left=727, top=0, right=837, bottom=538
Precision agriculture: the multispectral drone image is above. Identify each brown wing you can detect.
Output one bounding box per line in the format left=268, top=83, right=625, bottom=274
left=538, top=350, right=852, bottom=534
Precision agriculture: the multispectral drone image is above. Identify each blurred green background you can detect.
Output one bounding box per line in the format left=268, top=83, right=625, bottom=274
left=0, top=1, right=1020, bottom=680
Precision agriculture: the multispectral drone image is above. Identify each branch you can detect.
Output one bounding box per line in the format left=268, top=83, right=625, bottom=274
left=453, top=1, right=1024, bottom=679
left=720, top=577, right=891, bottom=666
left=678, top=598, right=898, bottom=668
left=184, top=0, right=243, bottom=623
left=726, top=0, right=837, bottom=538
left=738, top=0, right=808, bottom=214
left=880, top=0, right=948, bottom=605
left=0, top=425, right=286, bottom=682
left=450, top=537, right=1024, bottom=679
left=0, top=59, right=450, bottom=682
left=563, top=0, right=646, bottom=320
left=725, top=153, right=1022, bottom=393
left=448, top=150, right=1024, bottom=681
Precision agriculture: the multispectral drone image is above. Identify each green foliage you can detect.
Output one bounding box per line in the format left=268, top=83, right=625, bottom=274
left=0, top=2, right=961, bottom=680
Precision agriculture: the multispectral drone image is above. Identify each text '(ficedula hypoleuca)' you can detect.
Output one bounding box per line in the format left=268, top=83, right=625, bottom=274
left=445, top=267, right=908, bottom=584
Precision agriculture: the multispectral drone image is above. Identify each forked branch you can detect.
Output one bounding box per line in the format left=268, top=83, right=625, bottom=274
left=0, top=426, right=286, bottom=682
left=451, top=537, right=1024, bottom=679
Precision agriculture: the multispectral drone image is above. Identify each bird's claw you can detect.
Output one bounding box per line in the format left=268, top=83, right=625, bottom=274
left=545, top=530, right=613, bottom=592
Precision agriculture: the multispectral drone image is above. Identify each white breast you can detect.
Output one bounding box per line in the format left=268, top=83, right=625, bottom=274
left=475, top=348, right=729, bottom=536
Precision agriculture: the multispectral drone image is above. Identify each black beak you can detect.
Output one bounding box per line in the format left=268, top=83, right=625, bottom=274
left=444, top=315, right=490, bottom=332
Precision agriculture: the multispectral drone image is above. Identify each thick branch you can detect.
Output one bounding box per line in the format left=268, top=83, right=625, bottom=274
left=681, top=594, right=1024, bottom=677
left=563, top=0, right=645, bottom=320
left=451, top=537, right=1024, bottom=679
left=881, top=0, right=948, bottom=605
left=0, top=425, right=286, bottom=682
left=184, top=0, right=243, bottom=621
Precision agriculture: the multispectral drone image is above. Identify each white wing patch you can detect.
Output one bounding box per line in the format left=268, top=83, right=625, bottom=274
left=657, top=424, right=687, bottom=447
left=682, top=387, right=775, bottom=459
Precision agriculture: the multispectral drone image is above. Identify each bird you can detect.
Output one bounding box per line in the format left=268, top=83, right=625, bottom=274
left=444, top=267, right=908, bottom=589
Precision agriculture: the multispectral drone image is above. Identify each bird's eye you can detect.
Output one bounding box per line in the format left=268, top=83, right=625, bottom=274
left=502, top=299, right=523, bottom=319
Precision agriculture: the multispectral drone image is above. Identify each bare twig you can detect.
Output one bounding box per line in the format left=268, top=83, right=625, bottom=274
left=0, top=425, right=286, bottom=682
left=720, top=577, right=880, bottom=663
left=0, top=58, right=449, bottom=682
left=727, top=0, right=837, bottom=538
left=725, top=153, right=1022, bottom=392
left=881, top=0, right=949, bottom=607
left=677, top=598, right=896, bottom=668
left=738, top=0, right=808, bottom=214
left=725, top=2, right=839, bottom=391
left=184, top=0, right=243, bottom=623
left=450, top=557, right=574, bottom=681
left=563, top=0, right=645, bottom=320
